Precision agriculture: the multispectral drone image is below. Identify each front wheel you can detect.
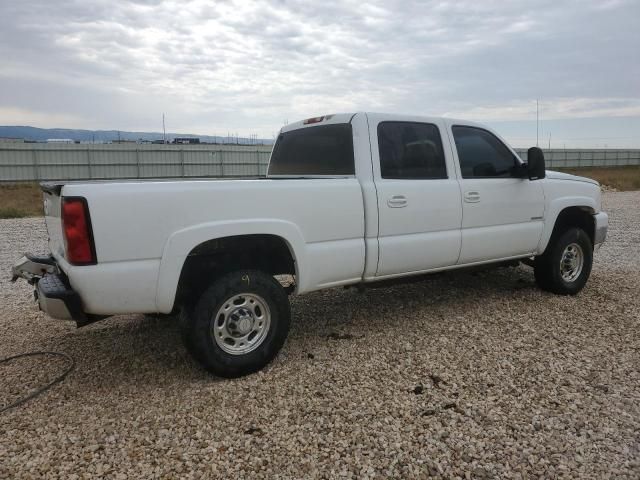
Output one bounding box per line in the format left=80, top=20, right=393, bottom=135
left=182, top=270, right=291, bottom=378
left=534, top=227, right=593, bottom=295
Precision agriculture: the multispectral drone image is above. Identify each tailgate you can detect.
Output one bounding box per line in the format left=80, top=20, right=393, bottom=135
left=40, top=183, right=65, bottom=260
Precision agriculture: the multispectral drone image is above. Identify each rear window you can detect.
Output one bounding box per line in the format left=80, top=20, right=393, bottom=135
left=268, top=124, right=355, bottom=176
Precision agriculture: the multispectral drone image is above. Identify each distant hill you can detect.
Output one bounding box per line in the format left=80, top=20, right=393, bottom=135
left=0, top=126, right=272, bottom=145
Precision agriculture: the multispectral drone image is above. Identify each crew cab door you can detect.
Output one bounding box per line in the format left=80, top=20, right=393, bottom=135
left=448, top=123, right=544, bottom=264
left=369, top=115, right=463, bottom=277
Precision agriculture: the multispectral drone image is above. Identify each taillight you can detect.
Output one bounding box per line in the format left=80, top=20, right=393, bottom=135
left=62, top=197, right=96, bottom=265
left=303, top=114, right=333, bottom=125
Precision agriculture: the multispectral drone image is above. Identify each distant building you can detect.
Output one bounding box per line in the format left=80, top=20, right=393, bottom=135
left=0, top=137, right=24, bottom=143
left=172, top=137, right=200, bottom=145
left=46, top=138, right=74, bottom=144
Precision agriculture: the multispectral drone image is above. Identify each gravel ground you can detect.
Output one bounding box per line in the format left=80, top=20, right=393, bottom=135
left=1, top=191, right=639, bottom=479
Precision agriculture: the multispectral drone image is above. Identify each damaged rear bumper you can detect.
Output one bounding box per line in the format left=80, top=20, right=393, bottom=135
left=11, top=254, right=96, bottom=326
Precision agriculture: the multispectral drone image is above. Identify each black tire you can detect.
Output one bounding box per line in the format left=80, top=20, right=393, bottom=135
left=182, top=270, right=290, bottom=378
left=534, top=227, right=593, bottom=295
left=179, top=305, right=205, bottom=364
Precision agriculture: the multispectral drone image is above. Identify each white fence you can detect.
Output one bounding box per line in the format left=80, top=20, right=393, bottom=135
left=514, top=148, right=640, bottom=168
left=0, top=144, right=273, bottom=182
left=0, top=144, right=638, bottom=182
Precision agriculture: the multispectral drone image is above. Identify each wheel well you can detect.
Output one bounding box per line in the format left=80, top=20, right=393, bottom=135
left=175, top=234, right=296, bottom=306
left=549, top=206, right=595, bottom=249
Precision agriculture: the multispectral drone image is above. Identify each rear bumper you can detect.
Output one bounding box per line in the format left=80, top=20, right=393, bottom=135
left=12, top=255, right=93, bottom=326
left=35, top=273, right=86, bottom=322
left=594, top=212, right=608, bottom=248
left=11, top=254, right=58, bottom=283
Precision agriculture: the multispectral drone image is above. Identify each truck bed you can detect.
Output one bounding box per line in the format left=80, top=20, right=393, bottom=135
left=43, top=177, right=367, bottom=315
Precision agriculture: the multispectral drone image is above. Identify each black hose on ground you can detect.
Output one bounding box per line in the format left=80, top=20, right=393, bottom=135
left=0, top=351, right=75, bottom=414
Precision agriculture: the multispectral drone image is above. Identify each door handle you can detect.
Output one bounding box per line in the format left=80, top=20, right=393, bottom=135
left=387, top=195, right=408, bottom=208
left=464, top=191, right=480, bottom=203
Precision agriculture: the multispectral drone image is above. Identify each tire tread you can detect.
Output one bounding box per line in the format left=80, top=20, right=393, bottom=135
left=534, top=227, right=593, bottom=295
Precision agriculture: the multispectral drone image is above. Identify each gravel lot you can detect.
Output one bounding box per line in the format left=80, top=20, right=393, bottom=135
left=1, top=191, right=639, bottom=479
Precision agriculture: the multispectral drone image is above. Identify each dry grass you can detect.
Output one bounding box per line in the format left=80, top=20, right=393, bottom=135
left=0, top=183, right=44, bottom=218
left=0, top=167, right=638, bottom=219
left=557, top=166, right=640, bottom=191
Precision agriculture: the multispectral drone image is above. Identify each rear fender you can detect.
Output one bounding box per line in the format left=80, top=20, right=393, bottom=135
left=155, top=219, right=305, bottom=313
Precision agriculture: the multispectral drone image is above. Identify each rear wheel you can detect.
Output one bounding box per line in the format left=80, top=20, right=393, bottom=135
left=181, top=270, right=290, bottom=378
left=534, top=227, right=593, bottom=295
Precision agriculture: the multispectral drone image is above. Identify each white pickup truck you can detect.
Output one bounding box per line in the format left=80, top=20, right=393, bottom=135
left=13, top=113, right=608, bottom=377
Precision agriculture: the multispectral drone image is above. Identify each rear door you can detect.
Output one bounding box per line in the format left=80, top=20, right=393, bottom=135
left=448, top=123, right=544, bottom=264
left=369, top=115, right=463, bottom=277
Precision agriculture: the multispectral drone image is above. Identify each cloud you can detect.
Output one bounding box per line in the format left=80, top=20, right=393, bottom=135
left=444, top=98, right=640, bottom=121
left=0, top=0, right=638, bottom=142
left=0, top=107, right=85, bottom=127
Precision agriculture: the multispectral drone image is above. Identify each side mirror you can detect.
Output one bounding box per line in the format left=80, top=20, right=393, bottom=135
left=527, top=147, right=546, bottom=180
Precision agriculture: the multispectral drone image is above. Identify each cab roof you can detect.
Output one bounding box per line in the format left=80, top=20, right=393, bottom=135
left=279, top=112, right=486, bottom=134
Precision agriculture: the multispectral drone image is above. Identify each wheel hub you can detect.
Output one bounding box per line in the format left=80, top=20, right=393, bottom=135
left=233, top=311, right=253, bottom=335
left=560, top=242, right=584, bottom=282
left=211, top=293, right=271, bottom=356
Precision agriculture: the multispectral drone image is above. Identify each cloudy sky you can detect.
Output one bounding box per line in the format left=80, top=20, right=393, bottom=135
left=1, top=0, right=638, bottom=146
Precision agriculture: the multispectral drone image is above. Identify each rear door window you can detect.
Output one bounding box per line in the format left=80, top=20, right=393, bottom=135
left=377, top=122, right=447, bottom=179
left=268, top=124, right=354, bottom=176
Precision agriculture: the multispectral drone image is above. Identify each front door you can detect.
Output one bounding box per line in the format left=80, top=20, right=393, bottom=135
left=449, top=124, right=544, bottom=264
left=371, top=117, right=463, bottom=277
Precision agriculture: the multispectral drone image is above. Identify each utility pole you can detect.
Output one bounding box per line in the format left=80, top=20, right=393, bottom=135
left=536, top=99, right=539, bottom=147
left=162, top=113, right=166, bottom=144
left=548, top=133, right=551, bottom=150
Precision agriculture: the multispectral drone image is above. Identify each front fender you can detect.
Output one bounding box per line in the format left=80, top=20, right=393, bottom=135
left=537, top=196, right=597, bottom=254
left=155, top=219, right=305, bottom=313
